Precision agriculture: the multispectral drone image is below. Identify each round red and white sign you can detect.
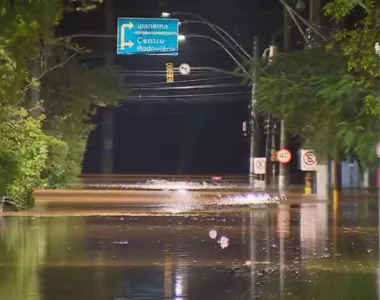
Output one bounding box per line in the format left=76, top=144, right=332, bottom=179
left=276, top=148, right=292, bottom=164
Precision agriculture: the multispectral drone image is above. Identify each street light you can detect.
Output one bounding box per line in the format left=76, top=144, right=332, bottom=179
left=178, top=34, right=186, bottom=42
left=161, top=11, right=252, bottom=60
left=178, top=34, right=250, bottom=77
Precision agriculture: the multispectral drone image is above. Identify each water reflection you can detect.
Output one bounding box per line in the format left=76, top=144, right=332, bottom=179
left=0, top=200, right=378, bottom=299
left=300, top=203, right=328, bottom=258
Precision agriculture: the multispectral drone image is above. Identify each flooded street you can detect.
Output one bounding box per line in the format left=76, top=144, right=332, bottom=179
left=0, top=199, right=379, bottom=299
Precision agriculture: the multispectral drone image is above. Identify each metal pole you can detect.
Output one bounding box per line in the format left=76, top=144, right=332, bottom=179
left=279, top=4, right=291, bottom=191
left=279, top=206, right=285, bottom=298
left=265, top=115, right=272, bottom=186
left=249, top=210, right=256, bottom=299
left=271, top=122, right=277, bottom=187
left=249, top=37, right=259, bottom=188
left=265, top=46, right=278, bottom=187
left=101, top=0, right=114, bottom=175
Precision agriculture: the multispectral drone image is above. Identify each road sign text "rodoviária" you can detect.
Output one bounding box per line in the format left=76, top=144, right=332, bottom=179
left=117, top=18, right=180, bottom=55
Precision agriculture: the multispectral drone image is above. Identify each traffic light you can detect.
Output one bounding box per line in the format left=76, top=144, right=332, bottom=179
left=166, top=62, right=174, bottom=83
left=242, top=121, right=249, bottom=137
left=264, top=118, right=271, bottom=134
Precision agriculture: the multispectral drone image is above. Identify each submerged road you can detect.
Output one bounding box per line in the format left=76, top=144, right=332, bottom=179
left=0, top=197, right=378, bottom=300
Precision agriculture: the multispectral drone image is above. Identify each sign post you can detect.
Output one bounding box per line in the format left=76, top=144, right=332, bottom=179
left=299, top=149, right=317, bottom=195
left=275, top=149, right=291, bottom=191
left=117, top=18, right=180, bottom=55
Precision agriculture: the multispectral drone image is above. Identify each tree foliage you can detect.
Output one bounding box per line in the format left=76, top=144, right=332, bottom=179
left=0, top=111, right=48, bottom=208
left=324, top=0, right=380, bottom=115
left=41, top=61, right=125, bottom=187
left=252, top=46, right=379, bottom=166
left=0, top=0, right=123, bottom=208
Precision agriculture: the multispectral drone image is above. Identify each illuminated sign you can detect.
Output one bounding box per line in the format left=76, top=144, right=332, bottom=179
left=117, top=18, right=179, bottom=55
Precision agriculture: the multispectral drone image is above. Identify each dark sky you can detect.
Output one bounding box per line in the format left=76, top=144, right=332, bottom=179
left=58, top=0, right=305, bottom=177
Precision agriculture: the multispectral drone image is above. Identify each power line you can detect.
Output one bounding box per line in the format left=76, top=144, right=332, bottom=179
left=124, top=75, right=237, bottom=87
left=124, top=96, right=249, bottom=103
left=119, top=70, right=219, bottom=74
left=130, top=83, right=245, bottom=91
left=129, top=91, right=250, bottom=98
left=121, top=72, right=225, bottom=77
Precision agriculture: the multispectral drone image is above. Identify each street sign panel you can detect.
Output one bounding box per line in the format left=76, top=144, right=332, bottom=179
left=117, top=17, right=180, bottom=55
left=254, top=157, right=266, bottom=174
left=276, top=148, right=292, bottom=164
left=300, top=149, right=317, bottom=171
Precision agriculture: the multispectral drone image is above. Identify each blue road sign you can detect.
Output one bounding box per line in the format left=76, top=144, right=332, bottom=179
left=117, top=18, right=180, bottom=56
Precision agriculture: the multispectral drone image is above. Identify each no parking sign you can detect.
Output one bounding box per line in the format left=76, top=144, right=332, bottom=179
left=299, top=149, right=317, bottom=171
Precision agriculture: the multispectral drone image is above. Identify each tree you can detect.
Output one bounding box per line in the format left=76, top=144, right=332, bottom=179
left=0, top=111, right=47, bottom=208
left=251, top=45, right=379, bottom=167
left=41, top=61, right=125, bottom=187
left=0, top=0, right=111, bottom=207
left=324, top=0, right=380, bottom=115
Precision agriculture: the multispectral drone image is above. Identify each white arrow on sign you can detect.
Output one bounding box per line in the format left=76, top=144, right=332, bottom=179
left=179, top=63, right=191, bottom=75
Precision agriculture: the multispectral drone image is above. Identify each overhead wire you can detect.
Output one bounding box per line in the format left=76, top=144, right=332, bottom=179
left=129, top=91, right=251, bottom=98
left=130, top=83, right=245, bottom=91
left=124, top=75, right=237, bottom=87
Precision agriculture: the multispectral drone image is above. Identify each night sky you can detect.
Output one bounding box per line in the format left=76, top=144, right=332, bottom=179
left=58, top=0, right=303, bottom=180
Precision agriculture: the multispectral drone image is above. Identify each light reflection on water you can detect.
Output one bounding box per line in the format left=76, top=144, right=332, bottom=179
left=0, top=200, right=379, bottom=300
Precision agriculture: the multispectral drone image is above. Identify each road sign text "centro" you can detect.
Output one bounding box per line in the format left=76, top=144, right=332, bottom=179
left=117, top=18, right=180, bottom=56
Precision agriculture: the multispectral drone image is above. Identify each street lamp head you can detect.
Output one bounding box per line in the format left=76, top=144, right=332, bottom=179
left=161, top=12, right=171, bottom=18
left=178, top=34, right=186, bottom=42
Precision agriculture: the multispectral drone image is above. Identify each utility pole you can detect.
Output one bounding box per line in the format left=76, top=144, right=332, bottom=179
left=265, top=115, right=272, bottom=186
left=249, top=36, right=259, bottom=189
left=271, top=121, right=277, bottom=186
left=265, top=46, right=278, bottom=187
left=279, top=3, right=291, bottom=191
left=101, top=0, right=115, bottom=175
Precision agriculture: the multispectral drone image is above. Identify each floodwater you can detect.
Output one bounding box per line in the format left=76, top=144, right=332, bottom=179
left=0, top=198, right=379, bottom=300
